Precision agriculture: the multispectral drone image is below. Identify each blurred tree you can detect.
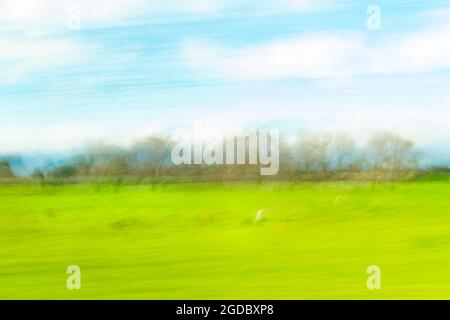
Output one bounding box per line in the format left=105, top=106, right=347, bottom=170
left=297, top=133, right=332, bottom=173
left=132, top=136, right=173, bottom=177
left=0, top=160, right=14, bottom=178
left=331, top=133, right=356, bottom=172
left=368, top=132, right=419, bottom=172
left=48, top=165, right=77, bottom=179
left=31, top=168, right=45, bottom=180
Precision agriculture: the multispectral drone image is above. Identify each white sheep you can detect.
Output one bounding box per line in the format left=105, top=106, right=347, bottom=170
left=255, top=208, right=265, bottom=222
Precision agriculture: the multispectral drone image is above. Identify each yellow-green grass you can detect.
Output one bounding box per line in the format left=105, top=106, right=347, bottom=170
left=0, top=180, right=449, bottom=299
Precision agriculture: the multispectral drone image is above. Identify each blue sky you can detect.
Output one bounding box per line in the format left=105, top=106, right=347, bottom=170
left=0, top=0, right=449, bottom=153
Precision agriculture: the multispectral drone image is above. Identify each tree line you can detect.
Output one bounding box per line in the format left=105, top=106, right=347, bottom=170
left=0, top=131, right=436, bottom=183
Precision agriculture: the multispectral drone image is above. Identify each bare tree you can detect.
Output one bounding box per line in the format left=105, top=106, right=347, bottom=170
left=0, top=160, right=14, bottom=178
left=368, top=132, right=419, bottom=173
left=331, top=133, right=356, bottom=172
left=132, top=136, right=173, bottom=177
left=82, top=144, right=133, bottom=178
left=31, top=168, right=45, bottom=180
left=297, top=133, right=332, bottom=173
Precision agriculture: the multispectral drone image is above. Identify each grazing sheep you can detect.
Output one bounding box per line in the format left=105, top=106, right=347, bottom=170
left=255, top=208, right=265, bottom=222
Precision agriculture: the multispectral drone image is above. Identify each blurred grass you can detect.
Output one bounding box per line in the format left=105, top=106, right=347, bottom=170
left=0, top=180, right=449, bottom=299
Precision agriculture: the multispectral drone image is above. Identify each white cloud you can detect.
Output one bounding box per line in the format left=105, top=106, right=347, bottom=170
left=0, top=0, right=330, bottom=32
left=0, top=0, right=334, bottom=83
left=183, top=33, right=364, bottom=81
left=0, top=0, right=154, bottom=30
left=183, top=24, right=450, bottom=81
left=279, top=0, right=325, bottom=11
left=0, top=38, right=89, bottom=84
left=366, top=26, right=450, bottom=75
left=0, top=116, right=169, bottom=153
left=423, top=6, right=450, bottom=22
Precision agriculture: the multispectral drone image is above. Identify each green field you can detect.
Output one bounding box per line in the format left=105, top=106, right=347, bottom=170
left=0, top=179, right=449, bottom=299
